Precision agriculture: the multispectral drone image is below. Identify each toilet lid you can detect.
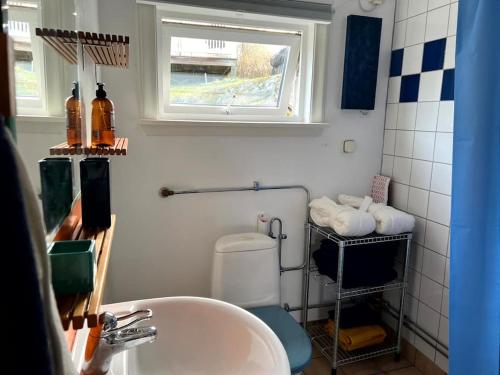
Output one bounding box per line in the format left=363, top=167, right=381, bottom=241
left=248, top=305, right=312, bottom=373
left=215, top=233, right=276, bottom=253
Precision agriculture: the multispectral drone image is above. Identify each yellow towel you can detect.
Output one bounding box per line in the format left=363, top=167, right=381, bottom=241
left=324, top=320, right=387, bottom=351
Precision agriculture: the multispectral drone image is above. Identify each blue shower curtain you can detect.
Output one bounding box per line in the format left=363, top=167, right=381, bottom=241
left=451, top=1, right=500, bottom=374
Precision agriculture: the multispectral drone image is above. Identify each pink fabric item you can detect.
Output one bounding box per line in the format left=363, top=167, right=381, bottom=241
left=371, top=175, right=391, bottom=204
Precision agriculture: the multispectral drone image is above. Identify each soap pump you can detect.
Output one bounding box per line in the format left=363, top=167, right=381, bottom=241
left=65, top=81, right=82, bottom=146
left=91, top=83, right=115, bottom=147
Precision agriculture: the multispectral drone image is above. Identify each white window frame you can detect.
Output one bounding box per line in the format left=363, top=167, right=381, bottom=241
left=8, top=6, right=48, bottom=116
left=158, top=21, right=301, bottom=119
left=142, top=4, right=321, bottom=124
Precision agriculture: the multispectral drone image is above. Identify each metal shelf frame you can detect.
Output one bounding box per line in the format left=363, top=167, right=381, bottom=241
left=302, top=222, right=412, bottom=375
left=308, top=321, right=399, bottom=366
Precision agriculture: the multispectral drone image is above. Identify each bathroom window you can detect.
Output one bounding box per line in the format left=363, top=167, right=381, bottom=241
left=7, top=1, right=47, bottom=115
left=159, top=20, right=301, bottom=119
left=142, top=4, right=325, bottom=124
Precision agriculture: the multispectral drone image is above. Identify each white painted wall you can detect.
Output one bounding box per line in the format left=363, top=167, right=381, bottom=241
left=17, top=0, right=396, bottom=315
left=97, top=0, right=395, bottom=310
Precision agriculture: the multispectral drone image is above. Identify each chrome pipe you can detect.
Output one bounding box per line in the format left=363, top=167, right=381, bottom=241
left=160, top=181, right=311, bottom=269
left=384, top=302, right=448, bottom=357
left=396, top=237, right=412, bottom=355
left=301, top=225, right=312, bottom=327
left=159, top=181, right=310, bottom=201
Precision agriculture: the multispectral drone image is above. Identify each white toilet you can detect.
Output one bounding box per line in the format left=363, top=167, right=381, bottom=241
left=211, top=233, right=312, bottom=374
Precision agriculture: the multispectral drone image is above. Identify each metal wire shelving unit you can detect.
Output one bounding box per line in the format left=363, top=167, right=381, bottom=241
left=308, top=321, right=399, bottom=366
left=302, top=223, right=412, bottom=375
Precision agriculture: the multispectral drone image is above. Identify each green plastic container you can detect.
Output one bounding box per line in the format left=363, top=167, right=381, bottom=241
left=48, top=240, right=96, bottom=295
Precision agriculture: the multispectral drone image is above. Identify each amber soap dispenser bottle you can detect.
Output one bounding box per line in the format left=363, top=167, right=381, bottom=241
left=66, top=81, right=82, bottom=146
left=91, top=83, right=115, bottom=147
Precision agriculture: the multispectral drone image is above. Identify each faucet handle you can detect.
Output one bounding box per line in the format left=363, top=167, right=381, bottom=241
left=100, top=309, right=153, bottom=336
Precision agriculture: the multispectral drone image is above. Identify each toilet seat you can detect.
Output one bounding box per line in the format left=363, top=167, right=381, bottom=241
left=248, top=305, right=312, bottom=373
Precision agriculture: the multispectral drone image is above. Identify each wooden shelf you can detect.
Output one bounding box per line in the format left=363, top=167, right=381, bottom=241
left=35, top=28, right=129, bottom=68
left=50, top=137, right=128, bottom=156
left=56, top=215, right=116, bottom=330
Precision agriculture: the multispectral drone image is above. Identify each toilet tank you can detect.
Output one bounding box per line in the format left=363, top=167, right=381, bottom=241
left=211, top=233, right=280, bottom=309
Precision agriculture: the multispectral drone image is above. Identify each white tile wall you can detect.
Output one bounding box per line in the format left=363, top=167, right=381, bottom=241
left=434, top=133, right=453, bottom=163
left=397, top=103, right=417, bottom=129
left=390, top=182, right=410, bottom=210
left=396, top=0, right=409, bottom=22
left=444, top=257, right=450, bottom=287
left=444, top=36, right=456, bottom=69
left=420, top=275, right=444, bottom=311
left=381, top=155, right=394, bottom=176
left=448, top=2, right=458, bottom=36
left=410, top=159, right=432, bottom=189
left=422, top=249, right=446, bottom=283
left=441, top=287, right=449, bottom=317
left=383, top=130, right=396, bottom=154
left=405, top=14, right=426, bottom=46
left=419, top=71, right=444, bottom=101
left=413, top=216, right=427, bottom=245
left=415, top=102, right=439, bottom=131
left=408, top=0, right=428, bottom=17
left=410, top=243, right=424, bottom=271
left=437, top=101, right=454, bottom=132
left=393, top=157, right=412, bottom=184
left=395, top=130, right=415, bottom=157
left=402, top=44, right=424, bottom=75
left=417, top=302, right=440, bottom=336
left=427, top=192, right=451, bottom=225
left=413, top=131, right=436, bottom=160
left=386, top=104, right=399, bottom=129
left=431, top=162, right=452, bottom=195
left=425, top=220, right=449, bottom=255
left=438, top=315, right=449, bottom=346
left=381, top=1, right=456, bottom=370
left=388, top=77, right=402, bottom=103
left=407, top=187, right=429, bottom=217
left=425, top=6, right=450, bottom=41
left=393, top=21, right=407, bottom=49
left=428, top=0, right=450, bottom=10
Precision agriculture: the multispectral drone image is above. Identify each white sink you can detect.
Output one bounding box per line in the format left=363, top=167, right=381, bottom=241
left=73, top=296, right=290, bottom=375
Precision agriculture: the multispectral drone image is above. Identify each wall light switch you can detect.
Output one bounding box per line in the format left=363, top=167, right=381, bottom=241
left=343, top=140, right=356, bottom=153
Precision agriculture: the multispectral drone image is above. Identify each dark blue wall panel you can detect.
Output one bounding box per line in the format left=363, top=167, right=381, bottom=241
left=341, top=15, right=382, bottom=110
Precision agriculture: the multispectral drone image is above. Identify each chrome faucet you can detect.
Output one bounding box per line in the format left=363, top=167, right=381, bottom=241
left=81, top=309, right=157, bottom=375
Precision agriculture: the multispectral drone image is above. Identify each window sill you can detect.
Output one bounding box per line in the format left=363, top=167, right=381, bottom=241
left=16, top=115, right=66, bottom=134
left=139, top=119, right=330, bottom=136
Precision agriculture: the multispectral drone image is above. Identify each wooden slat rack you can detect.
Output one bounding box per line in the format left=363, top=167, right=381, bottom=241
left=57, top=215, right=116, bottom=330
left=35, top=28, right=129, bottom=68
left=50, top=137, right=128, bottom=156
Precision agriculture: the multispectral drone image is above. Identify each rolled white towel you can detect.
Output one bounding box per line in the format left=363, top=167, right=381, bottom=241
left=368, top=204, right=415, bottom=235
left=310, top=208, right=330, bottom=226
left=338, top=194, right=365, bottom=208
left=309, top=196, right=338, bottom=227
left=329, top=207, right=376, bottom=236
left=359, top=196, right=373, bottom=212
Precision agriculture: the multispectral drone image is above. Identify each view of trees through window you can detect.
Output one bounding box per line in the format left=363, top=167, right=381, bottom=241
left=169, top=37, right=291, bottom=109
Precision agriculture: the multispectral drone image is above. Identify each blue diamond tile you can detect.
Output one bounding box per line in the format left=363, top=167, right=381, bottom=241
left=441, top=69, right=455, bottom=100
left=400, top=74, right=420, bottom=102
left=390, top=49, right=404, bottom=77
left=422, top=38, right=446, bottom=72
